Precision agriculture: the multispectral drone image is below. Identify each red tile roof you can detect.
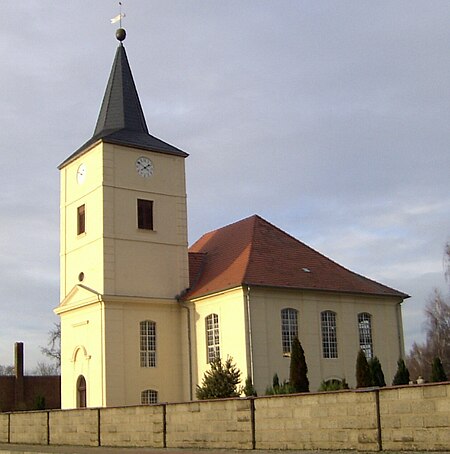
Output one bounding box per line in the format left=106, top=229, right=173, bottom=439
left=186, top=215, right=409, bottom=300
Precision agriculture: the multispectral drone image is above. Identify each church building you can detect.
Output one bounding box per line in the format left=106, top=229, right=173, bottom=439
left=55, top=29, right=408, bottom=409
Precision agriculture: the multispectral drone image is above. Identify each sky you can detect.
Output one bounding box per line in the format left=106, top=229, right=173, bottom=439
left=0, top=1, right=449, bottom=371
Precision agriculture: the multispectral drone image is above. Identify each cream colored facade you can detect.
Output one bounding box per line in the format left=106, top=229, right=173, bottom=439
left=56, top=138, right=406, bottom=406
left=190, top=286, right=404, bottom=395
left=55, top=38, right=406, bottom=409
left=56, top=141, right=190, bottom=408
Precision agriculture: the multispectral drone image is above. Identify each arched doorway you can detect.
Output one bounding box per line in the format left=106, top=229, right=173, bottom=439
left=77, top=375, right=87, bottom=408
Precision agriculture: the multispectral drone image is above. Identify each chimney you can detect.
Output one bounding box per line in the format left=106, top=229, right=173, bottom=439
left=14, top=342, right=24, bottom=379
left=14, top=342, right=24, bottom=409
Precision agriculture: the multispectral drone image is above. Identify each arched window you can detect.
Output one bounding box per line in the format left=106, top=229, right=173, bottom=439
left=140, top=320, right=156, bottom=367
left=358, top=313, right=373, bottom=359
left=206, top=314, right=220, bottom=363
left=281, top=308, right=298, bottom=355
left=321, top=311, right=338, bottom=358
left=141, top=389, right=158, bottom=405
left=76, top=375, right=86, bottom=408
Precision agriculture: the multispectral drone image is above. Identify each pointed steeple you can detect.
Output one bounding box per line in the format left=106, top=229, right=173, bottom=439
left=60, top=30, right=187, bottom=169
left=93, top=43, right=149, bottom=137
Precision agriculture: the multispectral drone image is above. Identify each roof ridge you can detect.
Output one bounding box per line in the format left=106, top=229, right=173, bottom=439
left=242, top=215, right=260, bottom=284
left=243, top=215, right=409, bottom=298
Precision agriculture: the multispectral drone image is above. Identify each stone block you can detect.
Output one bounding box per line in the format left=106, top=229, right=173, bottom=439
left=0, top=414, right=9, bottom=443
left=423, top=384, right=447, bottom=398
left=423, top=414, right=448, bottom=428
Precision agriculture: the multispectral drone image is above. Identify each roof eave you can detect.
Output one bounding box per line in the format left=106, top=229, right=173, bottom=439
left=185, top=281, right=410, bottom=302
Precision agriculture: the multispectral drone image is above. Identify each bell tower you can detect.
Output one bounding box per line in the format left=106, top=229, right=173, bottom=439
left=55, top=29, right=190, bottom=408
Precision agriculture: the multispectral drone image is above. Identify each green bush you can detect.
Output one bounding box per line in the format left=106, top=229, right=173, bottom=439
left=318, top=378, right=349, bottom=391
left=196, top=356, right=241, bottom=399
left=356, top=349, right=372, bottom=388
left=369, top=356, right=386, bottom=387
left=392, top=358, right=410, bottom=385
left=430, top=357, right=447, bottom=382
left=243, top=376, right=257, bottom=396
left=289, top=337, right=309, bottom=392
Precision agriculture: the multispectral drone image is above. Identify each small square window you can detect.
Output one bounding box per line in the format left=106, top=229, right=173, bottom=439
left=77, top=205, right=85, bottom=235
left=137, top=199, right=153, bottom=230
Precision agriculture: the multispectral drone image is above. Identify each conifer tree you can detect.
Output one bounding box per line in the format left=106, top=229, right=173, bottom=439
left=272, top=373, right=280, bottom=390
left=196, top=356, right=241, bottom=399
left=356, top=349, right=372, bottom=388
left=369, top=356, right=386, bottom=387
left=243, top=376, right=257, bottom=396
left=430, top=357, right=448, bottom=382
left=392, top=358, right=410, bottom=386
left=289, top=337, right=309, bottom=392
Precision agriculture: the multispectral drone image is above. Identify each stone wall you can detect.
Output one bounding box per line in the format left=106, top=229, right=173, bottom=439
left=0, top=382, right=448, bottom=451
left=49, top=409, right=98, bottom=446
left=380, top=383, right=450, bottom=451
left=10, top=411, right=47, bottom=445
left=255, top=390, right=379, bottom=451
left=100, top=405, right=164, bottom=447
left=166, top=399, right=253, bottom=449
left=0, top=414, right=9, bottom=443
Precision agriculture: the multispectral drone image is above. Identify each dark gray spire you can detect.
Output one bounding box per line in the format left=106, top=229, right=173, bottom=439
left=93, top=43, right=149, bottom=137
left=60, top=36, right=187, bottom=169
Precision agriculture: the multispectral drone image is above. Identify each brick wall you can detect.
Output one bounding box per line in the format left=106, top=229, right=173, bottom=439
left=23, top=376, right=60, bottom=410
left=0, top=343, right=61, bottom=412
left=0, top=378, right=15, bottom=412
left=0, top=382, right=448, bottom=451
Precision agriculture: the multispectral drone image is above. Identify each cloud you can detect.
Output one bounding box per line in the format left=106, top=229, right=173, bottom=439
left=0, top=1, right=449, bottom=368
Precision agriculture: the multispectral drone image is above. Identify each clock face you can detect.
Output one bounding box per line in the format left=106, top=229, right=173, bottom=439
left=76, top=163, right=86, bottom=184
left=136, top=156, right=154, bottom=178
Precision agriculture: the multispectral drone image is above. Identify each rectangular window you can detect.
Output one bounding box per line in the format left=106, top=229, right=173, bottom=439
left=141, top=389, right=158, bottom=404
left=206, top=314, right=220, bottom=363
left=77, top=204, right=85, bottom=235
left=321, top=311, right=338, bottom=359
left=140, top=320, right=156, bottom=367
left=137, top=199, right=154, bottom=230
left=281, top=308, right=298, bottom=355
left=358, top=313, right=373, bottom=359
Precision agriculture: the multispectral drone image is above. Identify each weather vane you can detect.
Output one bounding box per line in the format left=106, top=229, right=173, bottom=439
left=111, top=1, right=126, bottom=28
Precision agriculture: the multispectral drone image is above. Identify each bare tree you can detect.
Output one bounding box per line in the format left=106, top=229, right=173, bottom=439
left=32, top=362, right=60, bottom=376
left=407, top=289, right=450, bottom=381
left=0, top=365, right=14, bottom=375
left=40, top=322, right=61, bottom=369
left=445, top=242, right=450, bottom=285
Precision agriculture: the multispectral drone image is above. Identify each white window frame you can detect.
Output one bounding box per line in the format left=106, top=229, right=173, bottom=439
left=358, top=312, right=373, bottom=359
left=206, top=313, right=220, bottom=363
left=281, top=308, right=298, bottom=355
left=321, top=310, right=338, bottom=358
left=140, top=320, right=156, bottom=367
left=141, top=389, right=158, bottom=404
